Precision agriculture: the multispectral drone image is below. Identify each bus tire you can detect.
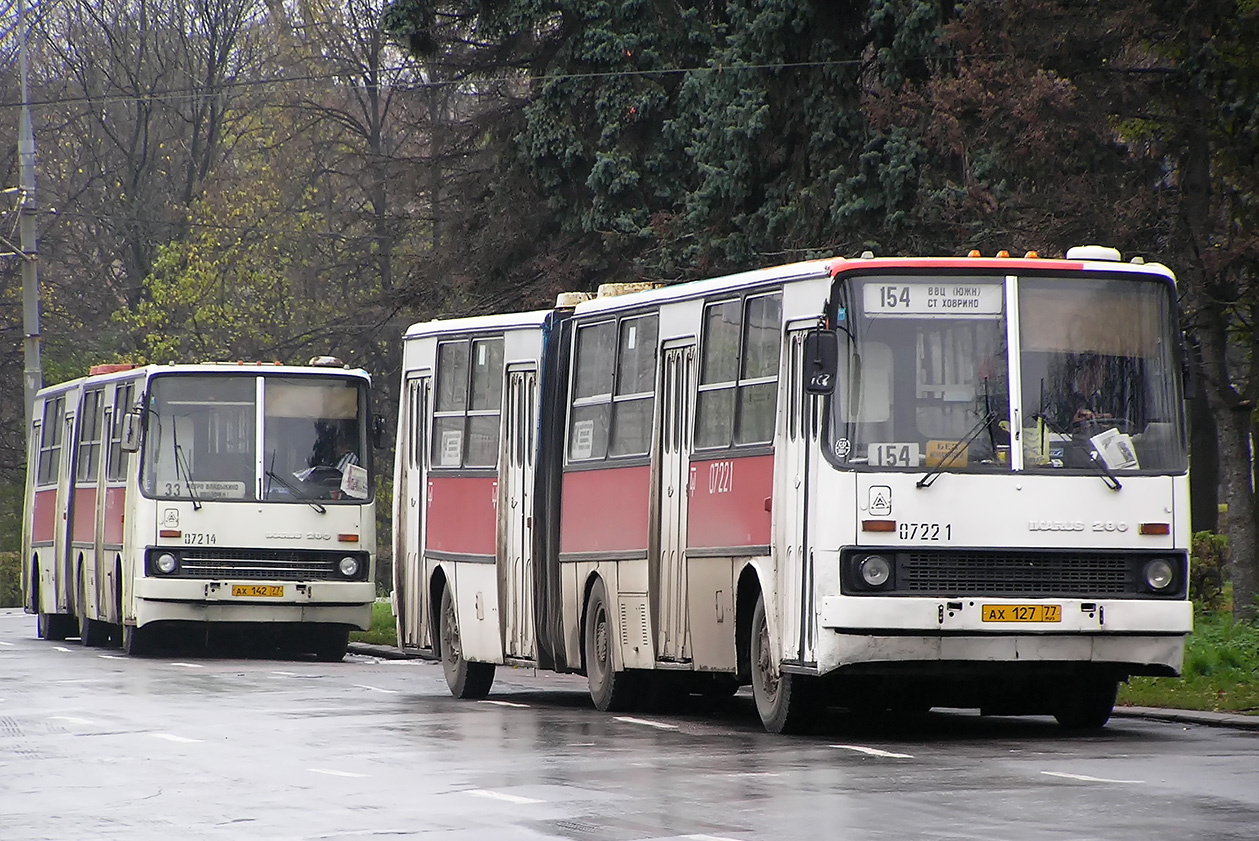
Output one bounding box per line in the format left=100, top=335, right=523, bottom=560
left=750, top=593, right=816, bottom=734
left=439, top=586, right=494, bottom=699
left=37, top=611, right=75, bottom=641
left=312, top=626, right=350, bottom=662
left=1053, top=678, right=1118, bottom=730
left=78, top=570, right=110, bottom=648
left=584, top=578, right=641, bottom=712
left=121, top=624, right=150, bottom=657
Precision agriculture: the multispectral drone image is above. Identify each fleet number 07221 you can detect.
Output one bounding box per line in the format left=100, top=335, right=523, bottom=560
left=898, top=522, right=952, bottom=540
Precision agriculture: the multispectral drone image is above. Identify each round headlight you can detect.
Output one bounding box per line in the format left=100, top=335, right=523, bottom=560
left=1144, top=558, right=1174, bottom=591
left=860, top=555, right=892, bottom=588
left=338, top=556, right=360, bottom=578
left=155, top=552, right=178, bottom=575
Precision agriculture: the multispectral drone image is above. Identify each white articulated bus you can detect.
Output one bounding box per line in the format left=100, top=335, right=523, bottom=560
left=22, top=359, right=382, bottom=660
left=392, top=247, right=1191, bottom=732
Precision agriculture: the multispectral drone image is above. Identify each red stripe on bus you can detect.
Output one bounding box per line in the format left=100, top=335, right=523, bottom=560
left=561, top=465, right=650, bottom=554
left=31, top=489, right=57, bottom=543
left=72, top=487, right=98, bottom=542
left=687, top=454, right=774, bottom=549
left=425, top=475, right=498, bottom=556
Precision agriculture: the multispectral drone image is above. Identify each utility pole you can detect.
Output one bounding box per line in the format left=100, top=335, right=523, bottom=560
left=18, top=0, right=43, bottom=428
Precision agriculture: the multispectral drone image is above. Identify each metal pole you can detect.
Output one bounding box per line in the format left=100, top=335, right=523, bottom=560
left=18, top=0, right=43, bottom=428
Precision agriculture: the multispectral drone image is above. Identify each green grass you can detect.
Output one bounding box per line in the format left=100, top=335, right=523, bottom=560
left=1119, top=610, right=1259, bottom=714
left=349, top=599, right=397, bottom=646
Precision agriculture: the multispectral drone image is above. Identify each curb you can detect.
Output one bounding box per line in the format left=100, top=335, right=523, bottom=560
left=347, top=643, right=1259, bottom=732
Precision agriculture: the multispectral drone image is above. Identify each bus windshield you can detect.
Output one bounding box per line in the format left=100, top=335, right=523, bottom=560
left=829, top=273, right=1186, bottom=474
left=142, top=373, right=370, bottom=502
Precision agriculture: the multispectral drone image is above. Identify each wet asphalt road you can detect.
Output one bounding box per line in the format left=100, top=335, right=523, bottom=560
left=2, top=608, right=1257, bottom=841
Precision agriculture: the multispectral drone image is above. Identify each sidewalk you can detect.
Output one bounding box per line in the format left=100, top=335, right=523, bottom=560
left=347, top=641, right=1259, bottom=732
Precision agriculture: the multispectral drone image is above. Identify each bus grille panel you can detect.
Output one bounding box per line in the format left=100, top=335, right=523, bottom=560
left=177, top=549, right=342, bottom=581
left=900, top=552, right=1131, bottom=597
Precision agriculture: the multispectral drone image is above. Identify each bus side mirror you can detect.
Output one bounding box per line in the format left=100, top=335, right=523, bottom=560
left=121, top=411, right=142, bottom=452
left=372, top=413, right=386, bottom=449
left=803, top=330, right=839, bottom=395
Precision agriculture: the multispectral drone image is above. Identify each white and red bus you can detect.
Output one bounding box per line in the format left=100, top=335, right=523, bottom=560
left=22, top=359, right=382, bottom=660
left=391, top=247, right=1191, bottom=731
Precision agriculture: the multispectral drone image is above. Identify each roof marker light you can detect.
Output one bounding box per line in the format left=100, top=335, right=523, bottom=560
left=1024, top=251, right=1039, bottom=258
left=860, top=250, right=875, bottom=259
left=968, top=249, right=981, bottom=257
left=995, top=250, right=1010, bottom=258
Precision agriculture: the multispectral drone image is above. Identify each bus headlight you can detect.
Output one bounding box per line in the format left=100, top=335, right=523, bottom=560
left=859, top=555, right=892, bottom=588
left=337, top=556, right=361, bottom=579
left=1143, top=558, right=1175, bottom=591
left=154, top=552, right=179, bottom=575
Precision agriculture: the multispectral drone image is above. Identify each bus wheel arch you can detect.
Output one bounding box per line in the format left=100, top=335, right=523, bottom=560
left=436, top=574, right=494, bottom=699
left=734, top=564, right=763, bottom=685
left=582, top=574, right=641, bottom=712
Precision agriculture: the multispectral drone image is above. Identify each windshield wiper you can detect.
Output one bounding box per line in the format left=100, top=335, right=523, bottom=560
left=1032, top=414, right=1122, bottom=491
left=265, top=461, right=327, bottom=514
left=917, top=410, right=998, bottom=488
left=172, top=421, right=202, bottom=511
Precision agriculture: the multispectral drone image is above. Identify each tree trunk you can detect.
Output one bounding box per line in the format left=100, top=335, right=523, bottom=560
left=1218, top=404, right=1258, bottom=620
left=1188, top=353, right=1219, bottom=533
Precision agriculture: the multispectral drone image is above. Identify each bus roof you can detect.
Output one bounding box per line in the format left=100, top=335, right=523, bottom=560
left=403, top=308, right=553, bottom=340
left=34, top=361, right=371, bottom=398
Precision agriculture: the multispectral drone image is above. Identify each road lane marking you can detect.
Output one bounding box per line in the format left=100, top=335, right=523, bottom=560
left=724, top=772, right=781, bottom=778
left=1041, top=771, right=1144, bottom=784
left=614, top=716, right=679, bottom=730
left=49, top=715, right=96, bottom=725
left=353, top=684, right=399, bottom=694
left=0, top=640, right=14, bottom=646
left=98, top=655, right=125, bottom=660
left=149, top=733, right=203, bottom=743
left=483, top=700, right=530, bottom=708
left=170, top=662, right=204, bottom=668
left=309, top=768, right=369, bottom=778
left=271, top=671, right=299, bottom=677
left=684, top=836, right=744, bottom=841
left=54, top=646, right=72, bottom=652
left=830, top=744, right=914, bottom=759
left=465, top=789, right=543, bottom=805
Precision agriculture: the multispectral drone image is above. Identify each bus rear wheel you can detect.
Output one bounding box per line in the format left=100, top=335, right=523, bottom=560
left=311, top=625, right=350, bottom=662
left=439, top=586, right=494, bottom=699
left=750, top=593, right=816, bottom=734
left=1053, top=678, right=1119, bottom=730
left=584, top=578, right=642, bottom=712
left=77, top=571, right=111, bottom=648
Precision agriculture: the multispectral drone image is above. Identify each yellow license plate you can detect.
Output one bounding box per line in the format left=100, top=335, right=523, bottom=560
left=231, top=584, right=284, bottom=598
left=981, top=604, right=1061, bottom=622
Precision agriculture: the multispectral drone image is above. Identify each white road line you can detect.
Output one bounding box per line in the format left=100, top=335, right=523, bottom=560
left=1041, top=771, right=1144, bottom=784
left=309, top=768, right=369, bottom=778
left=684, top=835, right=745, bottom=841
left=830, top=744, right=914, bottom=759
left=724, top=772, right=781, bottom=778
left=49, top=715, right=96, bottom=725
left=0, top=640, right=15, bottom=646
left=465, top=789, right=543, bottom=805
left=483, top=700, right=530, bottom=708
left=271, top=671, right=298, bottom=677
left=170, top=662, right=204, bottom=668
left=98, top=655, right=125, bottom=660
left=352, top=684, right=399, bottom=694
left=54, top=646, right=72, bottom=652
left=149, top=733, right=203, bottom=744
left=614, top=716, right=679, bottom=730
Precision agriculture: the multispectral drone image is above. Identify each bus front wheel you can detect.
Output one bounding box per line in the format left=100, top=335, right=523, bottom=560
left=750, top=593, right=817, bottom=734
left=77, top=571, right=111, bottom=648
left=439, top=586, right=494, bottom=699
left=1053, top=678, right=1118, bottom=730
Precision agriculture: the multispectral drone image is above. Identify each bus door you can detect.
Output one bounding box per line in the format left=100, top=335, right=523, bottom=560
left=774, top=327, right=817, bottom=664
left=500, top=366, right=537, bottom=660
left=657, top=342, right=696, bottom=662
left=399, top=374, right=429, bottom=648
left=54, top=403, right=80, bottom=614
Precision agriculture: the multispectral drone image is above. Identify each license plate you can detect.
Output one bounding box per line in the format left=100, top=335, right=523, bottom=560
left=231, top=585, right=284, bottom=598
left=981, top=604, right=1061, bottom=622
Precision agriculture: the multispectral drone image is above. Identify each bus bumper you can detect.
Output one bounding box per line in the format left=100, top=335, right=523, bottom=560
left=132, top=579, right=376, bottom=629
left=817, top=596, right=1192, bottom=676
